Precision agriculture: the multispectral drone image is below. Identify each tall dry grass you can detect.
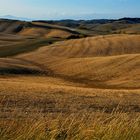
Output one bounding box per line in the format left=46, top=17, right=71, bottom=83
left=0, top=76, right=140, bottom=139
left=0, top=111, right=140, bottom=140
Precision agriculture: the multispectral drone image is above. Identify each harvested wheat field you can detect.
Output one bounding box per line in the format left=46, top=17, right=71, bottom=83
left=17, top=35, right=140, bottom=89
left=0, top=18, right=140, bottom=140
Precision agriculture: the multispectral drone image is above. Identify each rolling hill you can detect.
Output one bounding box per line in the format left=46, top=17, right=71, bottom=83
left=0, top=19, right=83, bottom=57
left=0, top=18, right=140, bottom=139
left=0, top=19, right=81, bottom=37
left=0, top=34, right=139, bottom=89
left=35, top=18, right=140, bottom=35
left=0, top=19, right=139, bottom=89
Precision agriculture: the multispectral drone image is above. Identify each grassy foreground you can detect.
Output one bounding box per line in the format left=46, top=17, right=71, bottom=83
left=0, top=112, right=140, bottom=140
left=0, top=76, right=140, bottom=140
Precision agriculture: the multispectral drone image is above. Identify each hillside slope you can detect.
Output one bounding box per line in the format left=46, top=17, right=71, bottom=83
left=0, top=19, right=139, bottom=89
left=0, top=19, right=81, bottom=38
left=0, top=20, right=83, bottom=57
left=14, top=34, right=140, bottom=89
left=23, top=34, right=140, bottom=58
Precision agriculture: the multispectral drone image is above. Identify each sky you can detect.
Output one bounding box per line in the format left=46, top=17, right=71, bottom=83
left=0, top=0, right=140, bottom=20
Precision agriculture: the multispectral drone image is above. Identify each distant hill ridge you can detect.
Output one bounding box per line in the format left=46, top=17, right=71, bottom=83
left=34, top=18, right=140, bottom=27
left=0, top=18, right=140, bottom=36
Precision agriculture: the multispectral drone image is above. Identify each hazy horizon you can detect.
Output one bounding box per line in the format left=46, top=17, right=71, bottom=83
left=0, top=0, right=140, bottom=20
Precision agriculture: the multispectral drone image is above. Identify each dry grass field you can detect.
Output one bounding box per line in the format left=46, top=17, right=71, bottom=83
left=17, top=34, right=140, bottom=89
left=0, top=19, right=140, bottom=140
left=0, top=76, right=140, bottom=139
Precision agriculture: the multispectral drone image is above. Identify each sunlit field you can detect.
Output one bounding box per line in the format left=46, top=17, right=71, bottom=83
left=0, top=17, right=140, bottom=139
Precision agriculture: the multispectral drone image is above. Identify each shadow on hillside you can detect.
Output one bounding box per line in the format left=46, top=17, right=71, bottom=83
left=0, top=68, right=41, bottom=75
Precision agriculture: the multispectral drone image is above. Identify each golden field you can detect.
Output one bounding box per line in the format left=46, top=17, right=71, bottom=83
left=0, top=19, right=140, bottom=140
left=0, top=75, right=140, bottom=139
